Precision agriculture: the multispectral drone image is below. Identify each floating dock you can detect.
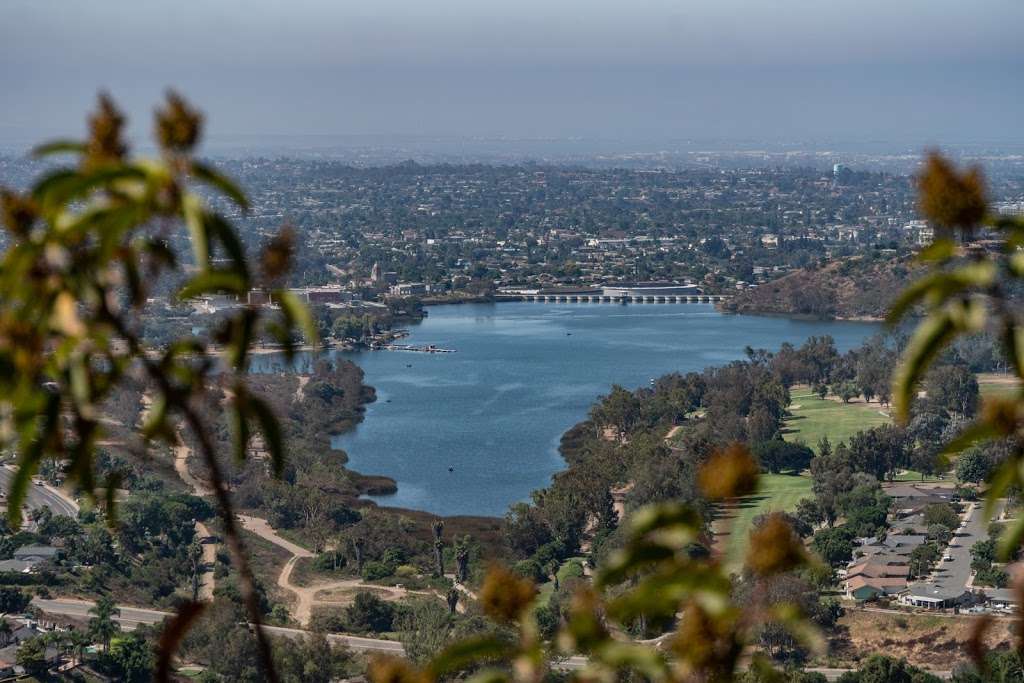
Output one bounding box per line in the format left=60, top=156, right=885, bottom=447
left=376, top=344, right=456, bottom=353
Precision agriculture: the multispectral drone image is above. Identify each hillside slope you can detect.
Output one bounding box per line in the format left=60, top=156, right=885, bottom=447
left=720, top=255, right=914, bottom=320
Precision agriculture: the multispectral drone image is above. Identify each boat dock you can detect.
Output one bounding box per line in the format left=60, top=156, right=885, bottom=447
left=375, top=344, right=456, bottom=353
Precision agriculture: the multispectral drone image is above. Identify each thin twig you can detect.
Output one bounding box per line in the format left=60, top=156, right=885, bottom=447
left=100, top=302, right=281, bottom=683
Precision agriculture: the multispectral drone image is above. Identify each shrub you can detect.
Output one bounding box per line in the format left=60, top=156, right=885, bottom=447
left=345, top=591, right=395, bottom=633
left=513, top=559, right=545, bottom=583
left=361, top=561, right=392, bottom=581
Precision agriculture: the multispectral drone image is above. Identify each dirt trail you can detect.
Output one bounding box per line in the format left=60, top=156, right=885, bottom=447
left=242, top=514, right=450, bottom=624
left=170, top=428, right=217, bottom=600
left=295, top=375, right=309, bottom=403
left=174, top=439, right=214, bottom=497
left=238, top=515, right=314, bottom=558
left=195, top=522, right=217, bottom=601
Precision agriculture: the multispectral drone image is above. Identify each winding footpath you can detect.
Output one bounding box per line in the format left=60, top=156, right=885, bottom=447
left=172, top=428, right=218, bottom=600
left=236, top=514, right=444, bottom=624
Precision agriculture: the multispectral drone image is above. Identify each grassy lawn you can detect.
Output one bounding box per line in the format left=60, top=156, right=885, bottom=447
left=783, top=388, right=890, bottom=452
left=979, top=374, right=1020, bottom=400
left=718, top=473, right=813, bottom=570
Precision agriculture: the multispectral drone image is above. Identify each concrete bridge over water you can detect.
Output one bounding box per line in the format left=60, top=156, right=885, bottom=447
left=496, top=293, right=729, bottom=304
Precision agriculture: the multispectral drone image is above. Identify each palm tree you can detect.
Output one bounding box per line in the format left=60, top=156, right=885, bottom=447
left=88, top=596, right=121, bottom=653
left=431, top=521, right=444, bottom=577
left=455, top=541, right=469, bottom=584
left=69, top=630, right=90, bottom=666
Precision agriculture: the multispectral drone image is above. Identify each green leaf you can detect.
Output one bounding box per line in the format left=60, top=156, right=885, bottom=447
left=463, top=670, right=511, bottom=683
left=592, top=640, right=670, bottom=680
left=1003, top=324, right=1024, bottom=379
left=156, top=601, right=208, bottom=682
left=427, top=636, right=516, bottom=677
left=917, top=238, right=955, bottom=263
left=206, top=213, right=250, bottom=281
left=628, top=501, right=702, bottom=537
left=941, top=420, right=999, bottom=456
left=276, top=290, right=318, bottom=348
left=248, top=395, right=284, bottom=476
left=191, top=161, right=250, bottom=211
left=998, top=511, right=1024, bottom=562
left=984, top=460, right=1018, bottom=523
left=178, top=270, right=246, bottom=299
left=886, top=262, right=996, bottom=325
left=31, top=166, right=145, bottom=214
left=31, top=139, right=86, bottom=157
left=103, top=471, right=123, bottom=524
left=182, top=194, right=209, bottom=269
left=229, top=396, right=250, bottom=464
left=141, top=394, right=172, bottom=442
left=891, top=310, right=956, bottom=422
left=597, top=544, right=676, bottom=588
left=225, top=309, right=257, bottom=370
left=8, top=393, right=59, bottom=529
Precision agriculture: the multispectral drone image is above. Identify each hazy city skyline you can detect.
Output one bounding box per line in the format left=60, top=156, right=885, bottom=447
left=2, top=0, right=1022, bottom=147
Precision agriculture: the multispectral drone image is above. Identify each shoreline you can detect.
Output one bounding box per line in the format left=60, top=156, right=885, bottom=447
left=277, top=302, right=881, bottom=522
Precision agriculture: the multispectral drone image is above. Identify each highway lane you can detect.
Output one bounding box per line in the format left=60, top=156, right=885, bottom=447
left=33, top=598, right=170, bottom=630
left=30, top=599, right=949, bottom=679
left=0, top=465, right=79, bottom=519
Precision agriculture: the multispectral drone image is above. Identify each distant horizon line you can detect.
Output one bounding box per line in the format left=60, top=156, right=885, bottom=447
left=1, top=131, right=1022, bottom=154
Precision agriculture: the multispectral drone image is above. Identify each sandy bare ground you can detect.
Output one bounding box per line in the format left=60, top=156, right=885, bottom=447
left=978, top=372, right=1020, bottom=386
left=174, top=439, right=214, bottom=498
left=169, top=432, right=218, bottom=600
left=195, top=522, right=217, bottom=601
left=295, top=375, right=309, bottom=403
left=238, top=515, right=314, bottom=559
left=246, top=520, right=453, bottom=624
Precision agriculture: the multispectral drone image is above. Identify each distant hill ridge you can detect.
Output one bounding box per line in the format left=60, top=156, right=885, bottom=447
left=720, top=254, right=915, bottom=320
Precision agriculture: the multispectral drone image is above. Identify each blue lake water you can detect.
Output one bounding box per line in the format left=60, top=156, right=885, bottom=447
left=329, top=302, right=879, bottom=518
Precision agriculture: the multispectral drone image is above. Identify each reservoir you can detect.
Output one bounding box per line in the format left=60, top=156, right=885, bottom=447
left=332, top=302, right=879, bottom=517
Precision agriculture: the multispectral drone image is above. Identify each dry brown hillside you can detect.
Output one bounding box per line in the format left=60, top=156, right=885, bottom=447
left=720, top=255, right=915, bottom=320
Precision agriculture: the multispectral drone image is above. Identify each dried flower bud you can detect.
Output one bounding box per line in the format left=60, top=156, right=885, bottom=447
left=0, top=190, right=37, bottom=236
left=85, top=93, right=128, bottom=167
left=155, top=91, right=203, bottom=153
left=672, top=601, right=739, bottom=675
left=367, top=655, right=425, bottom=683
left=260, top=226, right=295, bottom=281
left=917, top=152, right=987, bottom=232
left=966, top=613, right=992, bottom=673
left=479, top=563, right=536, bottom=623
left=698, top=443, right=759, bottom=500
left=745, top=512, right=805, bottom=576
left=980, top=398, right=1019, bottom=437
left=557, top=587, right=608, bottom=652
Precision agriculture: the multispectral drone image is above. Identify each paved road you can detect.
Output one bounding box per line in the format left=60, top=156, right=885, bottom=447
left=33, top=597, right=406, bottom=653
left=33, top=598, right=169, bottom=630
left=906, top=501, right=999, bottom=604
left=31, top=598, right=952, bottom=678
left=0, top=466, right=79, bottom=519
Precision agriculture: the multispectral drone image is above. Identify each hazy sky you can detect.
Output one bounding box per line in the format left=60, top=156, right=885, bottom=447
left=2, top=0, right=1022, bottom=145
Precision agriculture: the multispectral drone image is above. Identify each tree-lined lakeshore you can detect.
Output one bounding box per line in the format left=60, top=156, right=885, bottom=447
left=3, top=90, right=1023, bottom=682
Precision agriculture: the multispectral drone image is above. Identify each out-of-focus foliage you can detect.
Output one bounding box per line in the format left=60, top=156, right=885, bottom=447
left=888, top=152, right=1024, bottom=559
left=0, top=93, right=316, bottom=682
left=888, top=151, right=1024, bottom=672
left=369, top=444, right=821, bottom=683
